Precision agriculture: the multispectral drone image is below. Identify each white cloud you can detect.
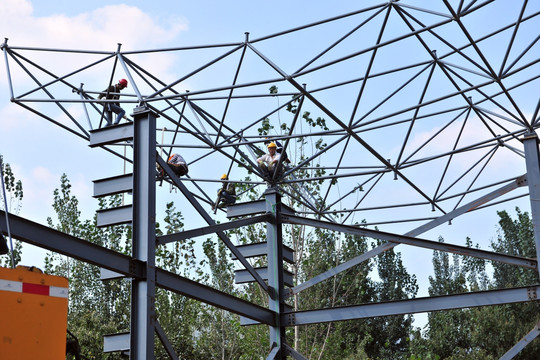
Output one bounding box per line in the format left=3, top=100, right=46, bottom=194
left=0, top=0, right=188, bottom=89
left=0, top=103, right=34, bottom=130
left=0, top=1, right=188, bottom=49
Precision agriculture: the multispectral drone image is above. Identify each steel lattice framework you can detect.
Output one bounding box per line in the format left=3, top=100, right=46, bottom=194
left=2, top=1, right=540, bottom=359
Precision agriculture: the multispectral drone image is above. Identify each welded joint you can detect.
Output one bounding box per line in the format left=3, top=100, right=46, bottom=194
left=527, top=287, right=537, bottom=301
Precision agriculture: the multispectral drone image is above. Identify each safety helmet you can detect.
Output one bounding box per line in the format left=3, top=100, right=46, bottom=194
left=220, top=174, right=228, bottom=180
left=267, top=142, right=277, bottom=148
left=119, top=78, right=128, bottom=87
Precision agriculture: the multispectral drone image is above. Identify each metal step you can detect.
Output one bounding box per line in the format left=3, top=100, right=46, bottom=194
left=231, top=242, right=295, bottom=264
left=103, top=332, right=130, bottom=353
left=226, top=199, right=295, bottom=218
left=234, top=266, right=294, bottom=287
left=89, top=122, right=134, bottom=147
left=96, top=205, right=132, bottom=227
left=93, top=174, right=133, bottom=197
left=100, top=268, right=127, bottom=281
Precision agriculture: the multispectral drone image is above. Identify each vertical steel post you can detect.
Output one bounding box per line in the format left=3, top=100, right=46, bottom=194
left=131, top=106, right=157, bottom=359
left=522, top=133, right=540, bottom=278
left=265, top=187, right=286, bottom=358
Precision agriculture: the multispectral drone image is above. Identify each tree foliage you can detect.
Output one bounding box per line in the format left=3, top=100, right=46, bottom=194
left=0, top=155, right=23, bottom=267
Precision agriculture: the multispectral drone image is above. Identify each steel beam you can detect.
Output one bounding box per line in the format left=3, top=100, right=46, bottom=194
left=88, top=122, right=134, bottom=147
left=285, top=286, right=540, bottom=326
left=282, top=214, right=537, bottom=269
left=522, top=133, right=540, bottom=278
left=96, top=205, right=133, bottom=227
left=157, top=214, right=271, bottom=245
left=235, top=266, right=294, bottom=287
left=225, top=199, right=295, bottom=218
left=93, top=173, right=133, bottom=197
left=265, top=188, right=287, bottom=358
left=131, top=106, right=157, bottom=359
left=232, top=242, right=295, bottom=264
left=500, top=320, right=540, bottom=360
left=0, top=209, right=276, bottom=325
left=103, top=332, right=130, bottom=353
left=156, top=155, right=269, bottom=293
left=289, top=175, right=528, bottom=295
left=155, top=321, right=179, bottom=360
left=284, top=343, right=308, bottom=360
left=0, top=210, right=143, bottom=278
left=156, top=268, right=275, bottom=325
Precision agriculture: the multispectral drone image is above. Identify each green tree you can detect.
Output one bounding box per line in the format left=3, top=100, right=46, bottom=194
left=468, top=208, right=540, bottom=359
left=45, top=174, right=132, bottom=359
left=43, top=175, right=206, bottom=359
left=0, top=155, right=24, bottom=266
left=421, top=238, right=475, bottom=359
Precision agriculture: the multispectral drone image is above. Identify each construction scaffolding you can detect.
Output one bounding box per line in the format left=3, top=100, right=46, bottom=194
left=1, top=1, right=540, bottom=358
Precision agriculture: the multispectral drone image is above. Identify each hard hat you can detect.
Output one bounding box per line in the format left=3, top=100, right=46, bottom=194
left=119, top=78, right=128, bottom=87
left=267, top=142, right=277, bottom=148
left=220, top=174, right=228, bottom=180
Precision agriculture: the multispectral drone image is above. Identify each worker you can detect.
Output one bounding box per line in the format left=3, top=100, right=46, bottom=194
left=167, top=153, right=189, bottom=177
left=264, top=137, right=290, bottom=163
left=212, top=174, right=237, bottom=211
left=257, top=142, right=282, bottom=178
left=98, top=78, right=128, bottom=127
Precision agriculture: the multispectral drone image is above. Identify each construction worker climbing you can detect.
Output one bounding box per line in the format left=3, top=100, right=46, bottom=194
left=212, top=174, right=237, bottom=211
left=98, top=78, right=128, bottom=127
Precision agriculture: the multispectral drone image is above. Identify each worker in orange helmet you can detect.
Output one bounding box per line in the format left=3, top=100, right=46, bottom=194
left=167, top=153, right=189, bottom=177
left=98, top=78, right=128, bottom=127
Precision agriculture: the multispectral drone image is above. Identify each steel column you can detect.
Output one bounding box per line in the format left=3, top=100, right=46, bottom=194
left=522, top=133, right=540, bottom=278
left=265, top=187, right=286, bottom=358
left=131, top=106, right=157, bottom=359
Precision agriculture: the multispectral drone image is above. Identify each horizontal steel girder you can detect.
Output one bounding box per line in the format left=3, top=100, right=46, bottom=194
left=284, top=285, right=540, bottom=326
left=157, top=214, right=271, bottom=245
left=281, top=214, right=537, bottom=269
left=0, top=210, right=275, bottom=325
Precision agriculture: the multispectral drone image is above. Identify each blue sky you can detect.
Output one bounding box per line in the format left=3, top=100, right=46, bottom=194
left=1, top=0, right=538, bottom=329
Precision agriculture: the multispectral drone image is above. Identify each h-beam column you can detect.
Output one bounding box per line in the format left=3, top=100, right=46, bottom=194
left=522, top=132, right=540, bottom=278
left=265, top=187, right=287, bottom=358
left=131, top=106, right=158, bottom=359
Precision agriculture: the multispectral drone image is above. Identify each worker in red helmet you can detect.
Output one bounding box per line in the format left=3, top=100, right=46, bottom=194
left=98, top=78, right=128, bottom=127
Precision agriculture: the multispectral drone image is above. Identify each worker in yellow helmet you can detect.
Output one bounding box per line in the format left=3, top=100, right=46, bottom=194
left=212, top=174, right=237, bottom=212
left=257, top=142, right=282, bottom=178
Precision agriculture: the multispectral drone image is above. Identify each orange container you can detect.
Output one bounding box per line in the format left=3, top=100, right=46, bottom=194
left=0, top=266, right=68, bottom=359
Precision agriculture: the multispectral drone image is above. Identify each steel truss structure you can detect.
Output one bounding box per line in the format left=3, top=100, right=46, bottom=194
left=1, top=1, right=540, bottom=358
